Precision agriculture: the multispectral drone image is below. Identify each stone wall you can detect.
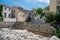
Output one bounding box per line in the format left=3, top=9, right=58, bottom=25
left=0, top=22, right=53, bottom=37
left=0, top=22, right=15, bottom=28
left=15, top=22, right=53, bottom=37
left=3, top=18, right=16, bottom=22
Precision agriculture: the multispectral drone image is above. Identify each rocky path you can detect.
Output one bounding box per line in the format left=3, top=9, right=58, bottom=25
left=0, top=28, right=59, bottom=40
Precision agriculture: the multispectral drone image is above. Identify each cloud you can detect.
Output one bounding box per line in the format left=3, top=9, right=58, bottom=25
left=37, top=0, right=50, bottom=4
left=23, top=0, right=50, bottom=4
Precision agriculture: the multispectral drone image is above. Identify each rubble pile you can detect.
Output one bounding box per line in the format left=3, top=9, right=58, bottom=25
left=0, top=28, right=59, bottom=40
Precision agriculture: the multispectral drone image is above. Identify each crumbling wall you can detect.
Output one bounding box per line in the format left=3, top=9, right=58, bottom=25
left=0, top=22, right=53, bottom=37
left=15, top=22, right=53, bottom=37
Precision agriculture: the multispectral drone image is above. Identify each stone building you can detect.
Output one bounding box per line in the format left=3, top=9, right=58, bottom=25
left=16, top=10, right=29, bottom=22
left=11, top=6, right=29, bottom=22
left=11, top=6, right=23, bottom=18
left=28, top=10, right=37, bottom=22
left=0, top=4, right=29, bottom=22
left=50, top=0, right=60, bottom=12
left=0, top=4, right=45, bottom=23
left=28, top=10, right=45, bottom=23
left=2, top=5, right=12, bottom=18
left=33, top=15, right=45, bottom=23
left=0, top=4, right=15, bottom=22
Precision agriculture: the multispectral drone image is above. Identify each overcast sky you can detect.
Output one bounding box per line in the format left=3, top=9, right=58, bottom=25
left=0, top=0, right=50, bottom=10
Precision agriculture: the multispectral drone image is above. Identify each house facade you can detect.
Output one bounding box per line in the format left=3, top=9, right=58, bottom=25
left=2, top=5, right=15, bottom=22
left=2, top=5, right=12, bottom=18
left=16, top=10, right=29, bottom=22
left=0, top=4, right=45, bottom=23
left=28, top=10, right=37, bottom=22
left=0, top=4, right=15, bottom=22
left=11, top=6, right=21, bottom=18
left=50, top=0, right=60, bottom=12
left=11, top=6, right=29, bottom=22
left=0, top=4, right=29, bottom=22
left=28, top=10, right=45, bottom=23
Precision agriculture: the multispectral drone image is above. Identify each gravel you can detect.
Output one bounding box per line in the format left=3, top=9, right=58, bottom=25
left=0, top=28, right=59, bottom=40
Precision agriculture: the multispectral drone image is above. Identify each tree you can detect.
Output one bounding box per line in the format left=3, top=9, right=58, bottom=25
left=55, top=12, right=60, bottom=22
left=32, top=8, right=37, bottom=11
left=0, top=4, right=3, bottom=17
left=36, top=8, right=43, bottom=14
left=45, top=12, right=60, bottom=38
left=44, top=6, right=50, bottom=14
left=44, top=5, right=50, bottom=11
left=36, top=8, right=44, bottom=18
left=32, top=8, right=44, bottom=18
left=45, top=12, right=56, bottom=24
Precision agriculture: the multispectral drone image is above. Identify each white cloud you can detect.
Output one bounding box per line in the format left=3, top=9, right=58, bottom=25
left=24, top=0, right=50, bottom=4
left=37, top=0, right=50, bottom=4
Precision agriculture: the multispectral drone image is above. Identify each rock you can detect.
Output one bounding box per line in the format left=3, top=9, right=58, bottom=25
left=0, top=28, right=60, bottom=40
left=50, top=36, right=60, bottom=40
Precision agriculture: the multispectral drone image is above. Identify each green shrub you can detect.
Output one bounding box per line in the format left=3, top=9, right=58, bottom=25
left=53, top=27, right=60, bottom=38
left=0, top=4, right=3, bottom=17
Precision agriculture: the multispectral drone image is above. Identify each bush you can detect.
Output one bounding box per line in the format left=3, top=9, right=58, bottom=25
left=45, top=12, right=60, bottom=38
left=53, top=27, right=60, bottom=38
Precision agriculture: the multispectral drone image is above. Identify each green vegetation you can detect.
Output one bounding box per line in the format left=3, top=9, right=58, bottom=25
left=45, top=12, right=60, bottom=38
left=44, top=5, right=50, bottom=11
left=32, top=8, right=44, bottom=18
left=36, top=8, right=43, bottom=14
left=54, top=28, right=60, bottom=38
left=32, top=6, right=60, bottom=38
left=0, top=4, right=3, bottom=17
left=32, top=6, right=50, bottom=18
left=45, top=12, right=56, bottom=24
left=32, top=8, right=37, bottom=11
left=37, top=8, right=44, bottom=18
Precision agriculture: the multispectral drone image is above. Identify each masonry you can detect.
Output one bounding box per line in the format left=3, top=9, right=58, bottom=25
left=15, top=22, right=53, bottom=37
left=0, top=22, right=54, bottom=37
left=50, top=0, right=60, bottom=12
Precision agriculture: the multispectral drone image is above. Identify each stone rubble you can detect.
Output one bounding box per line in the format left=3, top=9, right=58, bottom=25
left=0, top=28, right=59, bottom=40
